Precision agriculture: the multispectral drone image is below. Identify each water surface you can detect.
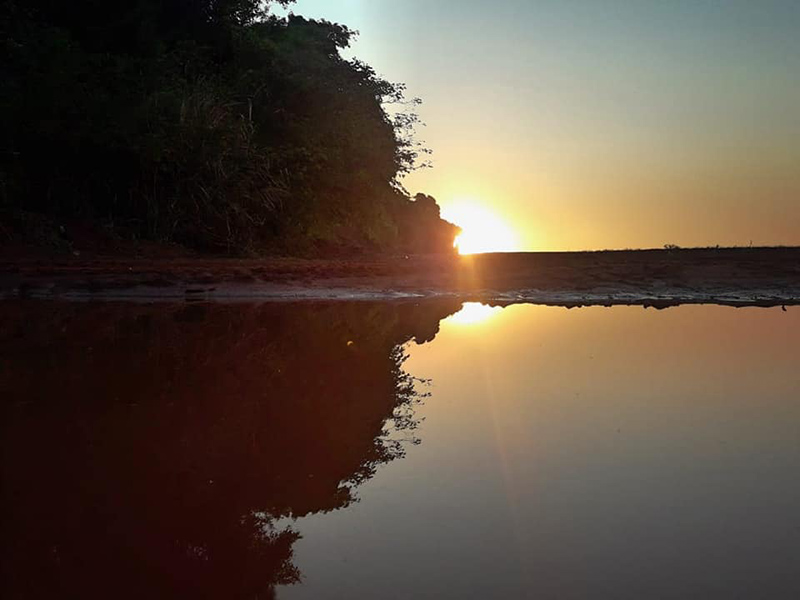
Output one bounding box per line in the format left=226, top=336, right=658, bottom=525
left=2, top=301, right=798, bottom=599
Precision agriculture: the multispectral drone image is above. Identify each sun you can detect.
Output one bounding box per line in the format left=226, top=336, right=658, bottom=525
left=441, top=201, right=519, bottom=254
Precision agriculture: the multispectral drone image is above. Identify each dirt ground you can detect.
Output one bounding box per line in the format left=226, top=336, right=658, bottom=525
left=1, top=247, right=799, bottom=307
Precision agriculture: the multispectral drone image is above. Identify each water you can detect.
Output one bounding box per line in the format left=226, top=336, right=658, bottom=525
left=2, top=301, right=799, bottom=599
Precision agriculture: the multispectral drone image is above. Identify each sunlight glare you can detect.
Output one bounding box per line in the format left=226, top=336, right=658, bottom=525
left=446, top=302, right=504, bottom=326
left=441, top=201, right=519, bottom=254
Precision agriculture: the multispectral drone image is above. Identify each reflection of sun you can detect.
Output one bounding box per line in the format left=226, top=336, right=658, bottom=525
left=447, top=302, right=503, bottom=325
left=441, top=201, right=519, bottom=255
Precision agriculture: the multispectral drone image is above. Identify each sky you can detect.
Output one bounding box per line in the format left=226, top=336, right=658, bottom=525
left=279, top=0, right=800, bottom=251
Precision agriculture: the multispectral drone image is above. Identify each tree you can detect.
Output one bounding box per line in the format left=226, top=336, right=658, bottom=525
left=0, top=0, right=458, bottom=254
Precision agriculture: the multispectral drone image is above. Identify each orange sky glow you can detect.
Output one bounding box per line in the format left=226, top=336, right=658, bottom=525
left=285, top=1, right=800, bottom=252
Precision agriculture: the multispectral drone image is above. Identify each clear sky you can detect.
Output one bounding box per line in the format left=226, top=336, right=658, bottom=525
left=280, top=0, right=800, bottom=251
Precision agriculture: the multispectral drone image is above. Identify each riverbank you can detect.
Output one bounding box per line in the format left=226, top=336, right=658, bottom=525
left=1, top=247, right=798, bottom=308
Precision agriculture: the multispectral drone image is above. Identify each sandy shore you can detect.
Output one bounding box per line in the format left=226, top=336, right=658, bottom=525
left=1, top=247, right=799, bottom=307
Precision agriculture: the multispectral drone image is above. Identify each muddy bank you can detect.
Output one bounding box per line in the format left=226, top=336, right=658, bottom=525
left=1, top=247, right=799, bottom=307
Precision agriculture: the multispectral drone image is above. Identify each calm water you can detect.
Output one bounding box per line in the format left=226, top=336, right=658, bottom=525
left=2, top=301, right=799, bottom=599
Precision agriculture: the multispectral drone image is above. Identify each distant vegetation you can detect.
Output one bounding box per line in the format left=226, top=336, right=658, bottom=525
left=0, top=0, right=459, bottom=254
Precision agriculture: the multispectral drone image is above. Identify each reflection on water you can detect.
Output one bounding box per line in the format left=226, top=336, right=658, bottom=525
left=444, top=301, right=503, bottom=325
left=0, top=300, right=460, bottom=598
left=2, top=301, right=799, bottom=599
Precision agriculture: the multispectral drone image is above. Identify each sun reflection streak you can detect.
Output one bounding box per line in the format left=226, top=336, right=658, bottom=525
left=475, top=335, right=527, bottom=564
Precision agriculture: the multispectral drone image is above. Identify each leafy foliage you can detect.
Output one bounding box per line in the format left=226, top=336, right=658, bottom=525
left=0, top=0, right=458, bottom=253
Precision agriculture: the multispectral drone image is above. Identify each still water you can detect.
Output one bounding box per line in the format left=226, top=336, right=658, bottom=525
left=2, top=301, right=799, bottom=599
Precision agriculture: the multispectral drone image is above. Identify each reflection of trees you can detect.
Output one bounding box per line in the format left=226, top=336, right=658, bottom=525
left=0, top=300, right=459, bottom=598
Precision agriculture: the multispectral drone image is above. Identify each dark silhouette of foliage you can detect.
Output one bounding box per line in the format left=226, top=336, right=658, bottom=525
left=0, top=0, right=458, bottom=254
left=0, top=299, right=461, bottom=598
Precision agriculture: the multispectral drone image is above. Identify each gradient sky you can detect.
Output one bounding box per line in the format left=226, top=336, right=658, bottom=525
left=281, top=1, right=800, bottom=250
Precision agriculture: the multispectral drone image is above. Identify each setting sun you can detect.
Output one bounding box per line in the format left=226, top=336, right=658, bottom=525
left=441, top=202, right=519, bottom=254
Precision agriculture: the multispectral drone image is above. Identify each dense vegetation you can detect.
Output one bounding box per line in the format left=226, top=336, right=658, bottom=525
left=0, top=0, right=459, bottom=254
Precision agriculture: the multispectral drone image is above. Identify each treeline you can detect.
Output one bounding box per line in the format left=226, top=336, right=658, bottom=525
left=0, top=0, right=459, bottom=254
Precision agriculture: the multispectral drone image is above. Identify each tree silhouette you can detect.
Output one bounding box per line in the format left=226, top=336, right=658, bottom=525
left=0, top=0, right=458, bottom=253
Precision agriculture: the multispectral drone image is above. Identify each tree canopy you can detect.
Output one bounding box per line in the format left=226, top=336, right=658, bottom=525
left=0, top=0, right=458, bottom=254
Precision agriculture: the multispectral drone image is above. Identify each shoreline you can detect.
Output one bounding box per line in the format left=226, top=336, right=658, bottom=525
left=2, top=247, right=799, bottom=308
